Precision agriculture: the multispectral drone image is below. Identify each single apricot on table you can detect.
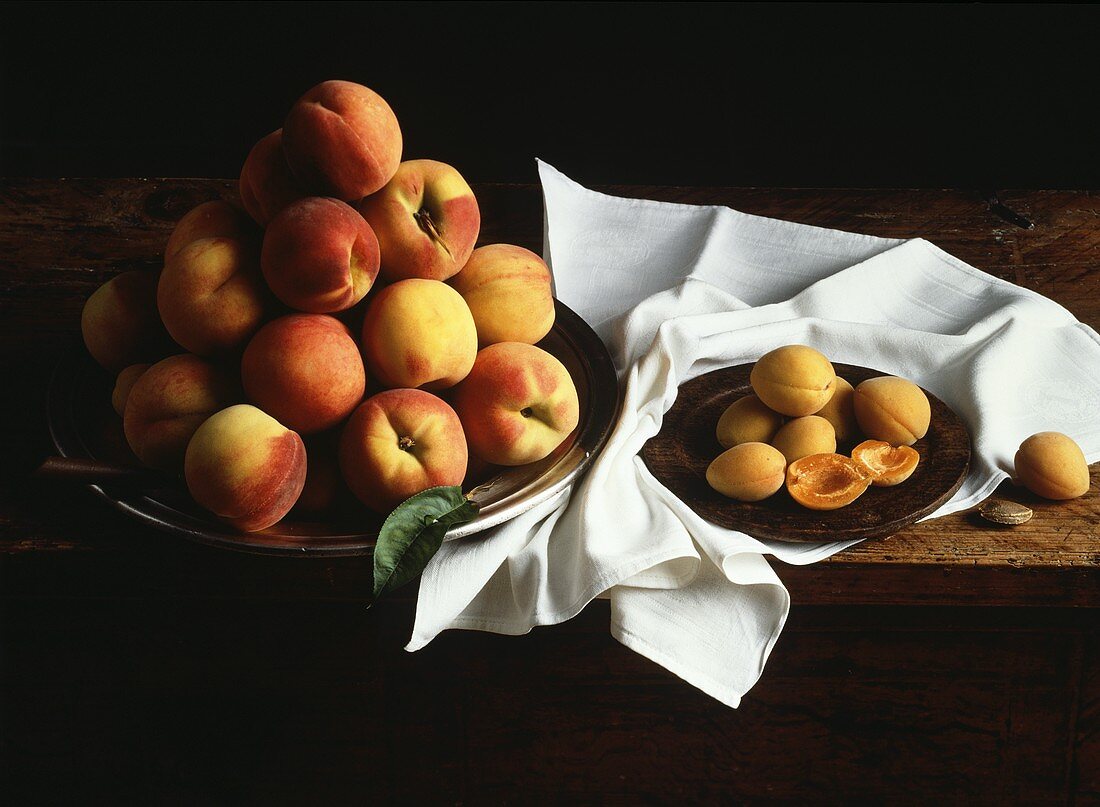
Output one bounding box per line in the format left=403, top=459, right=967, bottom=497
left=1014, top=431, right=1090, bottom=500
left=705, top=442, right=787, bottom=502
left=715, top=395, right=784, bottom=450
left=771, top=415, right=836, bottom=465
left=786, top=453, right=874, bottom=510
left=853, top=376, right=930, bottom=447
left=852, top=439, right=920, bottom=486
left=749, top=345, right=836, bottom=417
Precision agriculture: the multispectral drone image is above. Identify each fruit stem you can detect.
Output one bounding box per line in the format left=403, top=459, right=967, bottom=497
left=398, top=436, right=416, bottom=451
left=413, top=208, right=453, bottom=259
left=520, top=407, right=533, bottom=419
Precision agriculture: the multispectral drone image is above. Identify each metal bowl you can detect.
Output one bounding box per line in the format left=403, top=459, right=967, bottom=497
left=46, top=299, right=619, bottom=556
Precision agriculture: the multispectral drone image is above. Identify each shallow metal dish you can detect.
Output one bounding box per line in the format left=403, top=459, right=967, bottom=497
left=46, top=299, right=619, bottom=556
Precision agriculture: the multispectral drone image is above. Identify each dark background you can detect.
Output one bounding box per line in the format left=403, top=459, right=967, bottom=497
left=2, top=1, right=1098, bottom=189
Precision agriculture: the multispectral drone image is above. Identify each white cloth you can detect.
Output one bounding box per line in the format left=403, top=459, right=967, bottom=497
left=406, top=161, right=1100, bottom=707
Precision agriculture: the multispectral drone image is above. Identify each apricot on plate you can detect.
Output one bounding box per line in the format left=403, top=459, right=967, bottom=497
left=749, top=345, right=836, bottom=417
left=715, top=395, right=784, bottom=450
left=705, top=442, right=787, bottom=502
left=851, top=439, right=920, bottom=486
left=816, top=376, right=859, bottom=444
left=111, top=363, right=150, bottom=416
left=771, top=415, right=836, bottom=465
left=1014, top=431, right=1090, bottom=500
left=786, top=453, right=873, bottom=511
left=853, top=376, right=930, bottom=447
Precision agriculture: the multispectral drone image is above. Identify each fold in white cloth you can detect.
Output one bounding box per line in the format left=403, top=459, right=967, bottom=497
left=406, top=162, right=1100, bottom=707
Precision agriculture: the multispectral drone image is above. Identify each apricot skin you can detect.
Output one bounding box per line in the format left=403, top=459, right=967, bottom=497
left=853, top=376, right=931, bottom=447
left=705, top=442, right=787, bottom=502
left=771, top=416, right=837, bottom=465
left=816, top=376, right=859, bottom=444
left=1014, top=432, right=1090, bottom=500
left=716, top=395, right=784, bottom=450
left=749, top=345, right=836, bottom=417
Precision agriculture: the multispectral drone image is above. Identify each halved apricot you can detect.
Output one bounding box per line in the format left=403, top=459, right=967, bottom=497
left=851, top=439, right=920, bottom=486
left=786, top=453, right=873, bottom=510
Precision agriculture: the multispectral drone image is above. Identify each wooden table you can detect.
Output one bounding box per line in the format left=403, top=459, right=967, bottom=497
left=2, top=180, right=1097, bottom=803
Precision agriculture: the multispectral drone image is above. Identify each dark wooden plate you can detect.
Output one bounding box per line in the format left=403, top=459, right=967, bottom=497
left=640, top=363, right=971, bottom=543
left=46, top=299, right=619, bottom=557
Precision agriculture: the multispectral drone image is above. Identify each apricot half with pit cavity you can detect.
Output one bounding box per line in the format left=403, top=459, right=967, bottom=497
left=749, top=345, right=836, bottom=417
left=853, top=376, right=930, bottom=446
left=852, top=439, right=920, bottom=486
left=706, top=442, right=787, bottom=502
left=786, top=453, right=873, bottom=510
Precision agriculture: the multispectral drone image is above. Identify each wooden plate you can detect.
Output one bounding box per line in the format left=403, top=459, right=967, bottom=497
left=640, top=363, right=970, bottom=543
left=46, top=299, right=620, bottom=557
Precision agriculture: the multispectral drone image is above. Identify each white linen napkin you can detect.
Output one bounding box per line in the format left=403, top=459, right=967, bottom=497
left=406, top=161, right=1100, bottom=708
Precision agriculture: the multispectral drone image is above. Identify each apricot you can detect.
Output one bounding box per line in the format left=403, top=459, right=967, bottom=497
left=716, top=395, right=784, bottom=449
left=853, top=376, right=930, bottom=447
left=81, top=271, right=174, bottom=372
left=238, top=129, right=305, bottom=226
left=449, top=244, right=555, bottom=346
left=451, top=342, right=580, bottom=467
left=241, top=314, right=366, bottom=435
left=786, top=453, right=874, bottom=510
left=360, top=279, right=477, bottom=390
left=283, top=80, right=402, bottom=200
left=111, top=363, right=150, bottom=416
left=184, top=404, right=307, bottom=532
left=816, top=376, right=859, bottom=444
left=749, top=345, right=836, bottom=417
left=123, top=354, right=241, bottom=472
left=339, top=389, right=468, bottom=514
left=261, top=197, right=380, bottom=313
left=852, top=439, right=920, bottom=486
left=705, top=442, right=787, bottom=502
left=1014, top=431, right=1090, bottom=500
left=771, top=416, right=837, bottom=465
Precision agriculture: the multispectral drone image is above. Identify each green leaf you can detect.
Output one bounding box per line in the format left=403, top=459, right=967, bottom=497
left=372, top=485, right=479, bottom=602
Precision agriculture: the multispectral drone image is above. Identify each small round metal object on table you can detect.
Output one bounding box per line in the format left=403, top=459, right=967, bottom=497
left=47, top=299, right=619, bottom=556
left=640, top=363, right=971, bottom=543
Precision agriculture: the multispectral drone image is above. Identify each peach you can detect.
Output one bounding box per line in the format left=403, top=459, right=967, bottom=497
left=339, top=389, right=468, bottom=514
left=450, top=342, right=580, bottom=466
left=449, top=244, right=555, bottom=346
left=359, top=159, right=480, bottom=282
left=282, top=80, right=402, bottom=200
left=771, top=416, right=837, bottom=465
left=158, top=236, right=269, bottom=356
left=261, top=197, right=380, bottom=313
left=123, top=354, right=241, bottom=472
left=705, top=442, right=787, bottom=502
left=81, top=271, right=175, bottom=372
left=716, top=395, right=785, bottom=449
left=853, top=376, right=931, bottom=447
left=184, top=404, right=307, bottom=532
left=164, top=200, right=256, bottom=264
left=360, top=279, right=477, bottom=390
left=238, top=129, right=306, bottom=226
left=111, top=363, right=150, bottom=416
left=816, top=376, right=859, bottom=444
left=294, top=433, right=349, bottom=515
left=241, top=314, right=366, bottom=434
left=749, top=345, right=836, bottom=417
left=1014, top=432, right=1090, bottom=500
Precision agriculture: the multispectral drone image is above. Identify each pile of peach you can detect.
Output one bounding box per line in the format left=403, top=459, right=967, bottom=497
left=705, top=345, right=1091, bottom=512
left=706, top=345, right=928, bottom=510
left=80, top=80, right=580, bottom=532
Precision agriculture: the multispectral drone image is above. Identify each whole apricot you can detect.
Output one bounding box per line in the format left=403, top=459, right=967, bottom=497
left=771, top=416, right=836, bottom=465
left=716, top=395, right=784, bottom=449
left=853, top=376, right=930, bottom=447
left=705, top=442, right=787, bottom=502
left=786, top=453, right=873, bottom=511
left=816, top=376, right=859, bottom=444
left=1014, top=431, right=1090, bottom=500
left=749, top=345, right=836, bottom=417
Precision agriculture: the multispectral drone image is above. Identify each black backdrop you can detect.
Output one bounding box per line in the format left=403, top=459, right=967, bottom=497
left=2, top=1, right=1098, bottom=189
